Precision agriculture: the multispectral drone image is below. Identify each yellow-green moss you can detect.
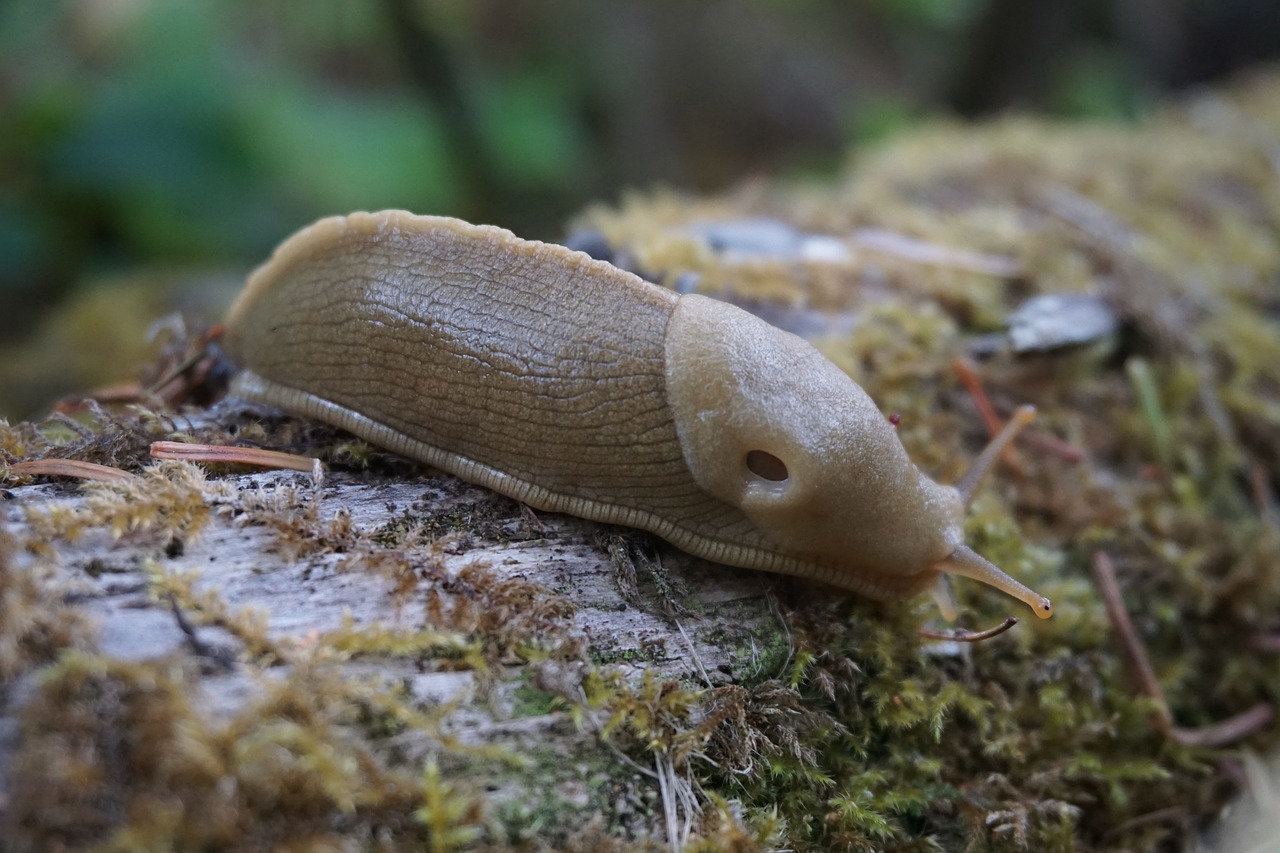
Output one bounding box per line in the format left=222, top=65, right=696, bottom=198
left=6, top=67, right=1280, bottom=851
left=5, top=653, right=447, bottom=851
left=0, top=526, right=95, bottom=680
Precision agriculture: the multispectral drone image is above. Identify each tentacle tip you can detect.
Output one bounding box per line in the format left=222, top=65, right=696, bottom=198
left=1032, top=596, right=1053, bottom=619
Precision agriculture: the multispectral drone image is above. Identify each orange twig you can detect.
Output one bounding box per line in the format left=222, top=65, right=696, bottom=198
left=150, top=441, right=320, bottom=473
left=6, top=458, right=138, bottom=483
left=952, top=356, right=1086, bottom=463
left=952, top=356, right=1004, bottom=438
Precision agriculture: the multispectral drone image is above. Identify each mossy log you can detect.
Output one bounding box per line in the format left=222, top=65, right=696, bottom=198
left=2, top=451, right=786, bottom=851
left=5, top=67, right=1280, bottom=852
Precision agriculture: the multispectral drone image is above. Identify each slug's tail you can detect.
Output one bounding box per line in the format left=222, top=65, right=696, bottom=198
left=954, top=405, right=1036, bottom=507
left=938, top=545, right=1053, bottom=619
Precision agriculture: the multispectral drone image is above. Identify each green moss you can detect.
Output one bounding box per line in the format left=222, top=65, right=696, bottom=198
left=510, top=679, right=564, bottom=719
left=589, top=644, right=670, bottom=668
left=321, top=613, right=476, bottom=663
left=715, top=618, right=792, bottom=686
left=568, top=68, right=1280, bottom=848
left=0, top=525, right=95, bottom=680
left=8, top=67, right=1280, bottom=851
left=6, top=653, right=423, bottom=850
left=495, top=743, right=634, bottom=844
left=415, top=760, right=487, bottom=853
left=671, top=597, right=1193, bottom=850
left=20, top=460, right=213, bottom=558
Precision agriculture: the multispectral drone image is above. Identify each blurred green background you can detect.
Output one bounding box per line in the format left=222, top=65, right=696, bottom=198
left=2, top=0, right=1277, bottom=418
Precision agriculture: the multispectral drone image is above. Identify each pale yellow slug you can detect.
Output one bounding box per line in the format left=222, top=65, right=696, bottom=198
left=223, top=210, right=1052, bottom=619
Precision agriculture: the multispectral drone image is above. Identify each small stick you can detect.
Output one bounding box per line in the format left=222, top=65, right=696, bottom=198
left=1251, top=633, right=1280, bottom=654
left=918, top=616, right=1019, bottom=643
left=1019, top=425, right=1087, bottom=464
left=952, top=356, right=1004, bottom=438
left=54, top=383, right=163, bottom=412
left=6, top=458, right=138, bottom=483
left=1249, top=462, right=1280, bottom=528
left=47, top=411, right=96, bottom=441
left=166, top=593, right=236, bottom=671
left=519, top=503, right=547, bottom=534
left=1091, top=551, right=1172, bottom=727
left=146, top=324, right=226, bottom=405
left=1102, top=806, right=1188, bottom=842
left=1092, top=551, right=1274, bottom=747
left=952, top=356, right=1087, bottom=463
left=1166, top=704, right=1274, bottom=749
left=150, top=441, right=319, bottom=473
left=147, top=325, right=224, bottom=389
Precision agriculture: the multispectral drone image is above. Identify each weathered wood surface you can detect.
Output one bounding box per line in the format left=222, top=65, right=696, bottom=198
left=1, top=469, right=774, bottom=679
left=1, top=453, right=788, bottom=849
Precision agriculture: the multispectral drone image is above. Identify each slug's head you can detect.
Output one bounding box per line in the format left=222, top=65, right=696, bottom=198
left=664, top=294, right=1053, bottom=619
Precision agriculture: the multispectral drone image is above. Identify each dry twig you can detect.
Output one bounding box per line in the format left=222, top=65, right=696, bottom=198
left=1091, top=551, right=1274, bottom=747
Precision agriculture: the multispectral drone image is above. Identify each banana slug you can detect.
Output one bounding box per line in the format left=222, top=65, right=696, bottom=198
left=223, top=210, right=1052, bottom=620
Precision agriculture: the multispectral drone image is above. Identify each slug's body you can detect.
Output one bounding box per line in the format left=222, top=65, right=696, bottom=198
left=224, top=211, right=1052, bottom=619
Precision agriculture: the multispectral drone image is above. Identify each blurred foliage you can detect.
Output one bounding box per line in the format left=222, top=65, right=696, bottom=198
left=1, top=0, right=1278, bottom=417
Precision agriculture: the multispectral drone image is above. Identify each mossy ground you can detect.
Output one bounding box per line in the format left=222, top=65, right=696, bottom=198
left=3, top=68, right=1280, bottom=851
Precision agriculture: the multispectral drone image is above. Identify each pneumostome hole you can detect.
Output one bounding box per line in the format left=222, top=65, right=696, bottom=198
left=746, top=450, right=789, bottom=482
